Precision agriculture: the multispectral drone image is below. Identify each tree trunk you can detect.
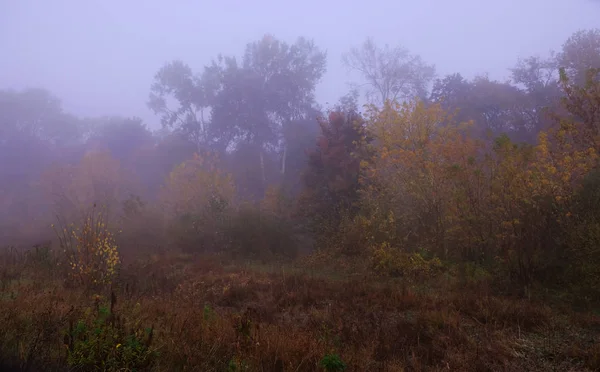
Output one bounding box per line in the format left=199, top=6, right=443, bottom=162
left=260, top=149, right=266, bottom=187
left=281, top=144, right=287, bottom=175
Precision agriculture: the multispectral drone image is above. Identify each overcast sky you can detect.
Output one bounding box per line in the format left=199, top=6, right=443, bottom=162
left=1, top=0, right=599, bottom=129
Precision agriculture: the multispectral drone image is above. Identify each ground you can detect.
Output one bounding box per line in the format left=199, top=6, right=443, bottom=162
left=0, top=248, right=599, bottom=371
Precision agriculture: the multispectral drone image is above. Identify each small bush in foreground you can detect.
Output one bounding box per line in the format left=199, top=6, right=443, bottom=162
left=65, top=293, right=156, bottom=371
left=320, top=354, right=346, bottom=372
left=53, top=204, right=121, bottom=288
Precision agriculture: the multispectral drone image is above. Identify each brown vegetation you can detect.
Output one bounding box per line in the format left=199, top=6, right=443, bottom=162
left=1, top=247, right=599, bottom=371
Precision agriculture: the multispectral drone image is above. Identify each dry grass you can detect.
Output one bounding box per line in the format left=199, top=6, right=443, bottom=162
left=0, top=247, right=599, bottom=371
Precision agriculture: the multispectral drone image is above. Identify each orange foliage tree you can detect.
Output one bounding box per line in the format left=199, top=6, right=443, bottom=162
left=353, top=90, right=599, bottom=285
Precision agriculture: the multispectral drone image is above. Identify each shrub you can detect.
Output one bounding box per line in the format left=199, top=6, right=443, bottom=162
left=227, top=357, right=250, bottom=371
left=320, top=354, right=346, bottom=372
left=370, top=242, right=443, bottom=278
left=53, top=205, right=121, bottom=288
left=64, top=293, right=156, bottom=371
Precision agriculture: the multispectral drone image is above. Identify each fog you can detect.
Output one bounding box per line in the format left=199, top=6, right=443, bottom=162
left=2, top=0, right=599, bottom=127
left=3, top=3, right=600, bottom=369
left=0, top=0, right=599, bottom=248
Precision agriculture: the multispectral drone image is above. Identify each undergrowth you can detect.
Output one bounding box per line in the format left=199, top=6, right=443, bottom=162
left=0, top=246, right=599, bottom=371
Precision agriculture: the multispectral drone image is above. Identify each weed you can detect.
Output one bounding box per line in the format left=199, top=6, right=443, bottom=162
left=320, top=354, right=346, bottom=372
left=228, top=357, right=250, bottom=371
left=64, top=292, right=156, bottom=371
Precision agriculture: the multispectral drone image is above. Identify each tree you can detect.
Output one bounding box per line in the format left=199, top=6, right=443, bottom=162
left=557, top=67, right=600, bottom=151
left=0, top=88, right=82, bottom=145
left=148, top=60, right=208, bottom=152
left=510, top=54, right=559, bottom=97
left=85, top=116, right=154, bottom=164
left=510, top=55, right=562, bottom=135
left=558, top=29, right=600, bottom=86
left=300, top=108, right=373, bottom=243
left=205, top=35, right=326, bottom=182
left=149, top=35, right=327, bottom=197
left=0, top=88, right=84, bottom=242
left=342, top=38, right=436, bottom=106
left=535, top=64, right=600, bottom=296
left=278, top=108, right=322, bottom=195
left=362, top=100, right=484, bottom=258
left=431, top=74, right=537, bottom=143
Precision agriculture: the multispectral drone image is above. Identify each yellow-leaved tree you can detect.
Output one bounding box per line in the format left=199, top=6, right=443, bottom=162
left=485, top=69, right=599, bottom=286
left=362, top=100, right=482, bottom=257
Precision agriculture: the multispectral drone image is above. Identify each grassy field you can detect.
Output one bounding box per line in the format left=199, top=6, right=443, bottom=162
left=0, top=246, right=599, bottom=372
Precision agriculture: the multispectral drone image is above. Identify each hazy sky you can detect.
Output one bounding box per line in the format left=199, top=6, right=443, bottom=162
left=1, top=0, right=599, bottom=129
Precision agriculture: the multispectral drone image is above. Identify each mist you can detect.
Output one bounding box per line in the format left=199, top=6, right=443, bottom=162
left=2, top=1, right=600, bottom=371
left=1, top=0, right=599, bottom=126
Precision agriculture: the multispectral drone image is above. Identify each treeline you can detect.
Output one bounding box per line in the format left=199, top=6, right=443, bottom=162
left=1, top=29, right=599, bottom=300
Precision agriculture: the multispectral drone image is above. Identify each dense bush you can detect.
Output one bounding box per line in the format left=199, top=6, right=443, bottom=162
left=53, top=205, right=121, bottom=288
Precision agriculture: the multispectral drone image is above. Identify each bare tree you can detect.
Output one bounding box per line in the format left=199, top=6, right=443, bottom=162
left=342, top=38, right=436, bottom=106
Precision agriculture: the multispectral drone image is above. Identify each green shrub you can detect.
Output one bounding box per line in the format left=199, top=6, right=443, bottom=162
left=227, top=357, right=250, bottom=371
left=64, top=293, right=156, bottom=371
left=320, top=354, right=346, bottom=372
